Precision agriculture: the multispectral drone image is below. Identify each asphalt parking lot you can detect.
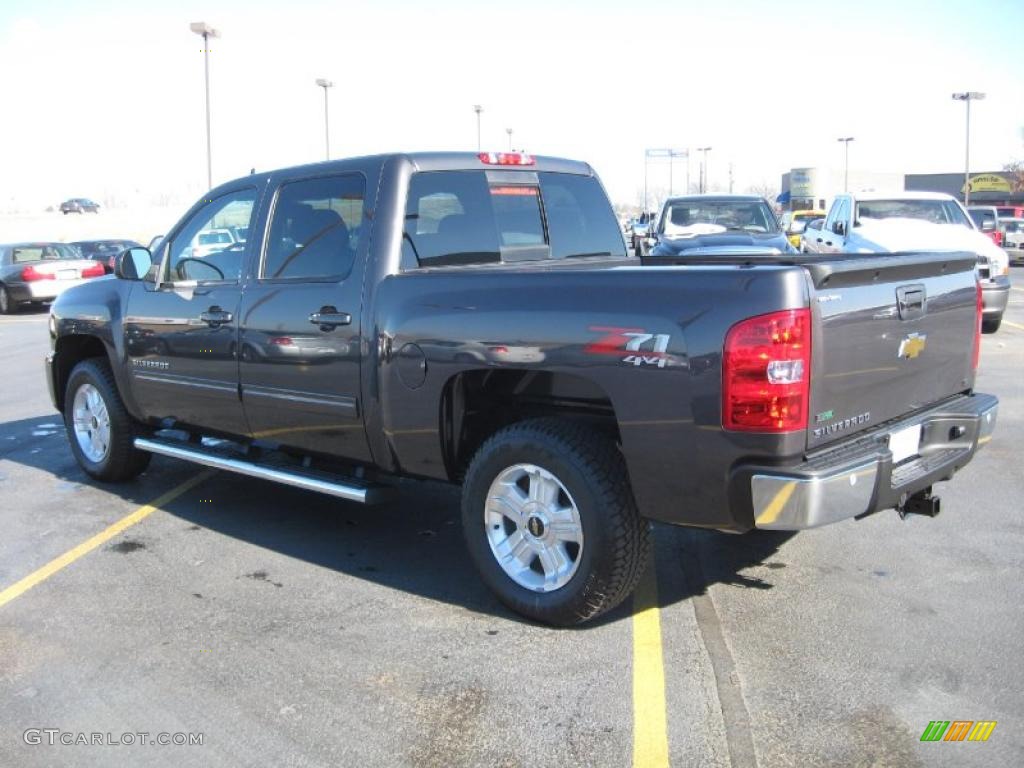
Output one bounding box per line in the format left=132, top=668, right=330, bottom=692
left=1, top=277, right=1022, bottom=768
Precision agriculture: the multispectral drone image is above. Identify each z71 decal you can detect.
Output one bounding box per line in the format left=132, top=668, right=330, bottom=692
left=585, top=326, right=672, bottom=368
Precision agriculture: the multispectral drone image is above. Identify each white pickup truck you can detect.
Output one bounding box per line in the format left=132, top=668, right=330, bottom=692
left=804, top=191, right=1010, bottom=332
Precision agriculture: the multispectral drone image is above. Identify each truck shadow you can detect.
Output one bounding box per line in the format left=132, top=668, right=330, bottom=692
left=2, top=414, right=798, bottom=628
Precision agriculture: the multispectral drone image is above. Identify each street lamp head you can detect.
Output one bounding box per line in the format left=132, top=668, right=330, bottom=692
left=189, top=21, right=220, bottom=38
left=837, top=136, right=854, bottom=143
left=700, top=146, right=712, bottom=152
left=473, top=104, right=483, bottom=114
left=952, top=91, right=985, bottom=101
left=316, top=78, right=334, bottom=88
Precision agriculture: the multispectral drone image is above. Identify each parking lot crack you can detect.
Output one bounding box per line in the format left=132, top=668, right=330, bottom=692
left=680, top=541, right=758, bottom=768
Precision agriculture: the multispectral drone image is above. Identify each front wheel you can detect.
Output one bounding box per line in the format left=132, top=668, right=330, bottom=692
left=461, top=418, right=650, bottom=626
left=0, top=285, right=13, bottom=314
left=63, top=358, right=151, bottom=482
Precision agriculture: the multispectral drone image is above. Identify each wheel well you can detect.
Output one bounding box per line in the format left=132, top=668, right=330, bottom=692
left=440, top=370, right=620, bottom=481
left=53, top=335, right=109, bottom=412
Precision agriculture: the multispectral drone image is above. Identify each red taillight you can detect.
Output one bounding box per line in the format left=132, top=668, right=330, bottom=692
left=478, top=152, right=535, bottom=166
left=81, top=263, right=105, bottom=278
left=21, top=265, right=55, bottom=281
left=723, top=308, right=811, bottom=432
left=972, top=280, right=982, bottom=373
left=268, top=336, right=293, bottom=346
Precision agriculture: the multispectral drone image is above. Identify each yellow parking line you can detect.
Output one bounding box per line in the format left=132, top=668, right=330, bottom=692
left=0, top=471, right=214, bottom=609
left=633, top=554, right=670, bottom=768
left=1002, top=320, right=1024, bottom=331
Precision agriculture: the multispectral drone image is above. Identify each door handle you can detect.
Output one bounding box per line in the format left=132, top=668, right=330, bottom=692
left=309, top=307, right=352, bottom=330
left=199, top=307, right=233, bottom=326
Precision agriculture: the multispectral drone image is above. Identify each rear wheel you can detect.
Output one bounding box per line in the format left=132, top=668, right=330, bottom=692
left=982, top=315, right=1002, bottom=334
left=64, top=358, right=151, bottom=481
left=0, top=285, right=13, bottom=314
left=461, top=418, right=650, bottom=626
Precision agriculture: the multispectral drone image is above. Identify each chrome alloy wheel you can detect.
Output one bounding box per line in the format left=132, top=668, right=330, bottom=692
left=484, top=463, right=584, bottom=592
left=72, top=383, right=111, bottom=463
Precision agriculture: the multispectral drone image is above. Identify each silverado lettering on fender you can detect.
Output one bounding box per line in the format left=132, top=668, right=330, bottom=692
left=46, top=152, right=998, bottom=626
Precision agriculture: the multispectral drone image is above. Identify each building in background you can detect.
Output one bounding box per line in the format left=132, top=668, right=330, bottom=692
left=904, top=171, right=1024, bottom=206
left=778, top=167, right=903, bottom=212
left=778, top=167, right=1024, bottom=212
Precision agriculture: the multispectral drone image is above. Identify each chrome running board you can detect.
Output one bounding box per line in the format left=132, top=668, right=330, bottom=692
left=134, top=437, right=385, bottom=504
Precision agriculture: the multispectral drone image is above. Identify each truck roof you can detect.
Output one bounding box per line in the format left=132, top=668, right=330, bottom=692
left=844, top=190, right=957, bottom=202
left=226, top=152, right=595, bottom=192
left=664, top=194, right=767, bottom=204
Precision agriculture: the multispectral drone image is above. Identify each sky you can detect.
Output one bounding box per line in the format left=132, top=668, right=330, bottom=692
left=1, top=0, right=1022, bottom=212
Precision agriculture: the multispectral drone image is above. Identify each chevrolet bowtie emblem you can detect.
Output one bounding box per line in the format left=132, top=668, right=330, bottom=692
left=898, top=333, right=927, bottom=359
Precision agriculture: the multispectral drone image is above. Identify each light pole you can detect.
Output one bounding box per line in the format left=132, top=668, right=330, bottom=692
left=506, top=128, right=513, bottom=151
left=316, top=79, right=334, bottom=160
left=698, top=147, right=712, bottom=193
left=952, top=92, right=985, bottom=205
left=837, top=137, right=854, bottom=192
left=189, top=21, right=220, bottom=190
left=473, top=105, right=483, bottom=151
left=644, top=149, right=688, bottom=212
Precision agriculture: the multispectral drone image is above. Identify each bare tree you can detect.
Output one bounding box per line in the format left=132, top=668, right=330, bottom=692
left=1003, top=160, right=1024, bottom=194
left=745, top=180, right=778, bottom=201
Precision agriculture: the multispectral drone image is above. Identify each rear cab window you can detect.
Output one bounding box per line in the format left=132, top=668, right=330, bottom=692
left=402, top=170, right=625, bottom=268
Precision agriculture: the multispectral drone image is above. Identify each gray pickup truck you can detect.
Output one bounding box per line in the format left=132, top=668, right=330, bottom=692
left=46, top=152, right=997, bottom=625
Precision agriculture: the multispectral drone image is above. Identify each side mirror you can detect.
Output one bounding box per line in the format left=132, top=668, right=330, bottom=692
left=980, top=220, right=996, bottom=232
left=116, top=247, right=154, bottom=281
left=832, top=221, right=846, bottom=237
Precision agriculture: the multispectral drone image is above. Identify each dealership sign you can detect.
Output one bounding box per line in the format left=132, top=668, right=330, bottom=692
left=961, top=174, right=1011, bottom=193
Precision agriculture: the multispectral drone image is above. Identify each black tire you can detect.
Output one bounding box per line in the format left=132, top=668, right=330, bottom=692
left=982, top=315, right=1001, bottom=334
left=63, top=358, right=151, bottom=482
left=0, top=285, right=13, bottom=314
left=461, top=418, right=650, bottom=626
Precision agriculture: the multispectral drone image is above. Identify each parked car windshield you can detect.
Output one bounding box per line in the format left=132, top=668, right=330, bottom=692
left=857, top=199, right=971, bottom=227
left=198, top=231, right=232, bottom=245
left=787, top=212, right=820, bottom=234
left=661, top=200, right=779, bottom=235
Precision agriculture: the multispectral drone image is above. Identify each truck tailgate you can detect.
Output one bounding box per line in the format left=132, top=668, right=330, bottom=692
left=806, top=252, right=978, bottom=451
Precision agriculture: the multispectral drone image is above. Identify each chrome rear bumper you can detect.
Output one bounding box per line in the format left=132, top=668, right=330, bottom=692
left=748, top=394, right=997, bottom=530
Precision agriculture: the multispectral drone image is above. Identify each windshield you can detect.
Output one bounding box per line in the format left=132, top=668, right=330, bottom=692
left=661, top=200, right=779, bottom=235
left=787, top=213, right=820, bottom=234
left=856, top=199, right=972, bottom=227
left=11, top=244, right=82, bottom=263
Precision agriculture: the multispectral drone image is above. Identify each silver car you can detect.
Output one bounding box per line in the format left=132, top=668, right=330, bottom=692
left=0, top=242, right=107, bottom=314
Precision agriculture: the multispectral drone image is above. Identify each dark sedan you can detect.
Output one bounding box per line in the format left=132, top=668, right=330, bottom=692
left=71, top=240, right=142, bottom=273
left=642, top=195, right=795, bottom=258
left=60, top=198, right=100, bottom=214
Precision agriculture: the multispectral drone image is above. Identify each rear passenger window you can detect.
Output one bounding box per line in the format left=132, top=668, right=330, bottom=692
left=539, top=173, right=627, bottom=259
left=404, top=172, right=501, bottom=266
left=262, top=174, right=364, bottom=280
